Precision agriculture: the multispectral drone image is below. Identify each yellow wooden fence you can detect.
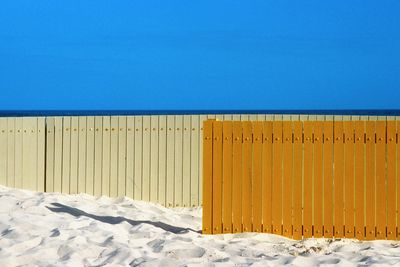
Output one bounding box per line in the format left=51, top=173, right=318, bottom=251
left=203, top=119, right=399, bottom=240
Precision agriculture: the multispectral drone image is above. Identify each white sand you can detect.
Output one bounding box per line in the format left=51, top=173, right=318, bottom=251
left=1, top=186, right=400, bottom=266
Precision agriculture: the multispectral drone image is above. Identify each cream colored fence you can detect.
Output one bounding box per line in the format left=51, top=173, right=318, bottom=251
left=0, top=117, right=45, bottom=192
left=0, top=114, right=396, bottom=207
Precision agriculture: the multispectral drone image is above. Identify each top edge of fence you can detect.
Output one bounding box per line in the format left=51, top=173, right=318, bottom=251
left=1, top=110, right=400, bottom=117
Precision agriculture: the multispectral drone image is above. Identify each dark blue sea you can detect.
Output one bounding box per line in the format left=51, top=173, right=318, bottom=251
left=1, top=110, right=400, bottom=117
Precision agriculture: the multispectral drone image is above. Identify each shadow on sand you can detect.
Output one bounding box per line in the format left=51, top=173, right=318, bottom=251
left=47, top=202, right=201, bottom=234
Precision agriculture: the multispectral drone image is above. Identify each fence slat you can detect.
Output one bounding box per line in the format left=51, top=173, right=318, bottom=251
left=199, top=115, right=208, bottom=205
left=7, top=118, right=16, bottom=188
left=314, top=121, right=323, bottom=238
left=142, top=116, right=151, bottom=202
left=78, top=117, right=87, bottom=193
left=158, top=116, right=167, bottom=205
left=323, top=121, right=334, bottom=238
left=14, top=118, right=23, bottom=189
left=212, top=120, right=223, bottom=233
left=93, top=117, right=103, bottom=196
left=109, top=116, right=118, bottom=197
left=396, top=120, right=400, bottom=240
left=334, top=120, right=345, bottom=237
left=397, top=120, right=400, bottom=240
left=222, top=121, right=233, bottom=233
left=303, top=121, right=313, bottom=238
left=232, top=121, right=243, bottom=233
left=62, top=117, right=71, bottom=194
left=272, top=121, right=283, bottom=235
left=375, top=121, right=386, bottom=239
left=365, top=121, right=376, bottom=240
left=85, top=117, right=95, bottom=195
left=126, top=117, right=135, bottom=199
left=344, top=121, right=355, bottom=238
left=134, top=116, right=143, bottom=201
left=354, top=121, right=365, bottom=239
left=150, top=116, right=159, bottom=203
left=69, top=117, right=79, bottom=194
left=387, top=121, right=396, bottom=240
left=190, top=115, right=200, bottom=207
left=202, top=120, right=213, bottom=234
left=166, top=116, right=175, bottom=207
left=253, top=121, right=263, bottom=233
left=242, top=121, right=252, bottom=232
left=37, top=118, right=45, bottom=192
left=182, top=116, right=191, bottom=207
left=118, top=116, right=127, bottom=197
left=282, top=121, right=293, bottom=238
left=0, top=118, right=7, bottom=187
left=174, top=115, right=183, bottom=206
left=292, top=121, right=302, bottom=239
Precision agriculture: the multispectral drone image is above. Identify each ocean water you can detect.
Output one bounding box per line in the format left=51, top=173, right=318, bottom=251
left=1, top=110, right=400, bottom=117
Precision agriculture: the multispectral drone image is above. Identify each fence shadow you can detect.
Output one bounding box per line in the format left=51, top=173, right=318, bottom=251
left=47, top=202, right=201, bottom=234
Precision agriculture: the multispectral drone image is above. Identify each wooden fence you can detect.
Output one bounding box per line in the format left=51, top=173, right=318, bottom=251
left=203, top=119, right=400, bottom=240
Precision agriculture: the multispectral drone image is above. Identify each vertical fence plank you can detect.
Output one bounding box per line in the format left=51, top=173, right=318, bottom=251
left=69, top=117, right=79, bottom=194
left=212, top=121, right=223, bottom=234
left=158, top=116, right=167, bottom=205
left=313, top=121, right=323, bottom=238
left=262, top=121, right=273, bottom=234
left=14, top=118, right=23, bottom=189
left=0, top=118, right=7, bottom=186
left=232, top=121, right=243, bottom=233
left=150, top=116, right=159, bottom=203
left=37, top=118, right=45, bottom=192
left=126, top=117, right=135, bottom=199
left=118, top=116, right=127, bottom=197
left=190, top=115, right=200, bottom=207
left=242, top=121, right=252, bottom=232
left=61, top=117, right=71, bottom=194
left=94, top=117, right=103, bottom=196
left=182, top=115, right=191, bottom=207
left=365, top=121, right=376, bottom=240
left=398, top=120, right=400, bottom=241
left=272, top=121, right=283, bottom=235
left=199, top=115, right=207, bottom=205
left=282, top=121, right=293, bottom=238
left=292, top=121, right=303, bottom=239
left=354, top=121, right=365, bottom=239
left=344, top=121, right=355, bottom=238
left=323, top=121, right=334, bottom=238
left=303, top=121, right=313, bottom=238
left=53, top=117, right=63, bottom=192
left=375, top=121, right=386, bottom=239
left=142, top=116, right=151, bottom=201
left=397, top=120, right=400, bottom=240
left=253, top=122, right=263, bottom=233
left=78, top=117, right=87, bottom=193
left=222, top=121, right=233, bottom=233
left=134, top=116, right=143, bottom=200
left=203, top=120, right=213, bottom=234
left=7, top=118, right=15, bottom=188
left=387, top=120, right=396, bottom=240
left=85, top=117, right=95, bottom=195
left=334, top=120, right=345, bottom=237
left=166, top=116, right=175, bottom=207
left=24, top=117, right=39, bottom=190
left=174, top=116, right=183, bottom=206
left=109, top=116, right=118, bottom=197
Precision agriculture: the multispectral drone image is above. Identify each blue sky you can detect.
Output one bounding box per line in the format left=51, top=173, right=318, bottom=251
left=0, top=1, right=399, bottom=110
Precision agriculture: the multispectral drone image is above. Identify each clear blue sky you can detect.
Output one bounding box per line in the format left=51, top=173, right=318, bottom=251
left=0, top=1, right=399, bottom=110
